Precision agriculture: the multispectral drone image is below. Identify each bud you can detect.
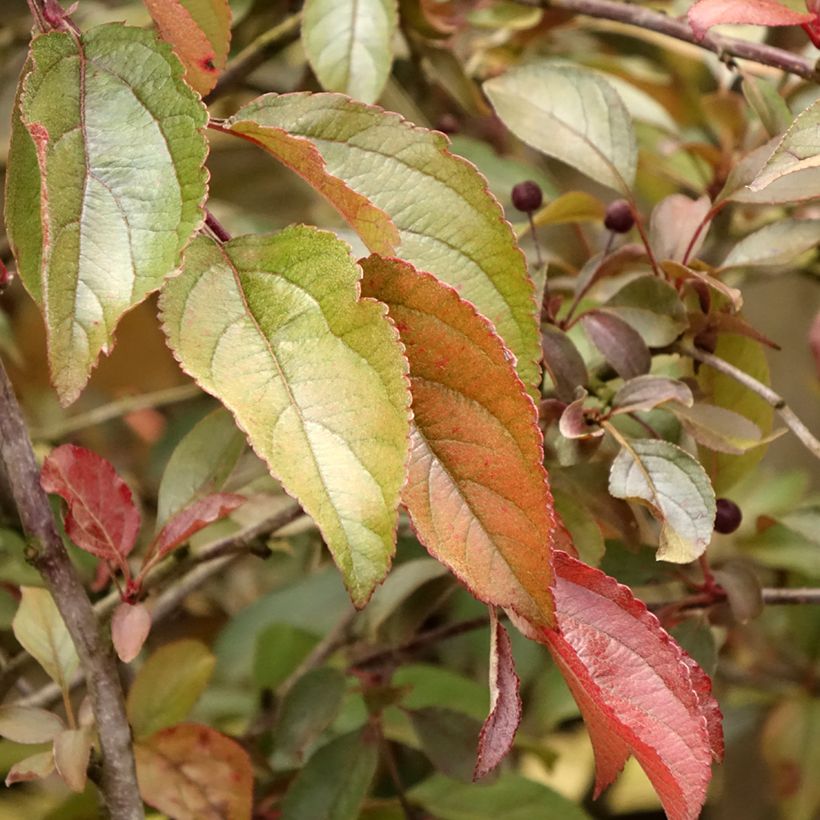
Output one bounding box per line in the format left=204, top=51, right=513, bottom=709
left=714, top=498, right=742, bottom=534
left=511, top=180, right=543, bottom=213
left=604, top=199, right=635, bottom=233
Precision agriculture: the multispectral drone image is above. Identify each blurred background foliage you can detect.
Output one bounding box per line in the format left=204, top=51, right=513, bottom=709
left=0, top=0, right=817, bottom=818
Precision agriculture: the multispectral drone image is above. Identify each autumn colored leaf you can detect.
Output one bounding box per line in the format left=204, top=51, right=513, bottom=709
left=474, top=608, right=522, bottom=780
left=360, top=255, right=556, bottom=628
left=224, top=93, right=541, bottom=395
left=160, top=229, right=411, bottom=606
left=5, top=751, right=55, bottom=786
left=111, top=602, right=152, bottom=663
left=41, top=444, right=140, bottom=571
left=688, top=0, right=813, bottom=40
left=4, top=24, right=208, bottom=404
left=53, top=727, right=92, bottom=793
left=0, top=706, right=65, bottom=744
left=144, top=0, right=231, bottom=96
left=135, top=723, right=253, bottom=820
left=532, top=551, right=723, bottom=820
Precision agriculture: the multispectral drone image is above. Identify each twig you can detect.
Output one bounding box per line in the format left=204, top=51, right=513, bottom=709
left=0, top=359, right=144, bottom=819
left=515, top=0, right=820, bottom=81
left=31, top=383, right=202, bottom=440
left=678, top=343, right=820, bottom=460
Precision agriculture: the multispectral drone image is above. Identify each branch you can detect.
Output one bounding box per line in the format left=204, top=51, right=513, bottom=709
left=678, top=343, right=820, bottom=460
left=0, top=359, right=144, bottom=819
left=515, top=0, right=820, bottom=81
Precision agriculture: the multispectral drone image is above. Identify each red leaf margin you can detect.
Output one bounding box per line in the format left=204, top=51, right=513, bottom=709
left=688, top=0, right=814, bottom=40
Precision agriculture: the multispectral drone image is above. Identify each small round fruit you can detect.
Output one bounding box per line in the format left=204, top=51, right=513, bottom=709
left=511, top=180, right=543, bottom=213
left=604, top=199, right=635, bottom=233
left=714, top=498, right=742, bottom=534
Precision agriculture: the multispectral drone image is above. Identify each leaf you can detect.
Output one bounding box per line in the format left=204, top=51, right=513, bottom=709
left=740, top=99, right=820, bottom=204
left=0, top=706, right=64, bottom=744
left=608, top=438, right=716, bottom=563
left=4, top=24, right=208, bottom=404
left=604, top=275, right=688, bottom=347
left=253, top=624, right=318, bottom=690
left=359, top=256, right=556, bottom=629
left=12, top=587, right=79, bottom=690
left=649, top=194, right=711, bottom=263
left=663, top=261, right=743, bottom=311
left=135, top=723, right=253, bottom=820
left=409, top=772, right=592, bottom=820
left=144, top=0, right=231, bottom=95
left=720, top=219, right=820, bottom=269
left=157, top=407, right=245, bottom=525
left=484, top=61, right=637, bottom=195
left=151, top=493, right=244, bottom=561
left=611, top=376, right=694, bottom=415
left=742, top=74, right=792, bottom=138
left=410, top=708, right=483, bottom=783
left=688, top=0, right=813, bottom=39
left=537, top=551, right=723, bottom=820
left=5, top=750, right=55, bottom=786
left=559, top=390, right=603, bottom=440
left=159, top=229, right=411, bottom=607
left=53, top=728, right=92, bottom=793
left=580, top=310, right=651, bottom=379
left=541, top=324, right=588, bottom=403
left=111, top=602, right=151, bottom=664
left=302, top=0, right=398, bottom=103
left=669, top=401, right=768, bottom=454
left=552, top=488, right=605, bottom=566
left=713, top=561, right=763, bottom=622
left=224, top=93, right=541, bottom=394
left=531, top=191, right=605, bottom=229
left=474, top=609, right=522, bottom=780
left=127, top=640, right=216, bottom=738
left=41, top=444, right=140, bottom=570
left=281, top=727, right=379, bottom=820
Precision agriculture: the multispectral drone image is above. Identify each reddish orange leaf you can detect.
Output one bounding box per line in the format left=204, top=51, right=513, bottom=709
left=533, top=551, right=723, bottom=820
left=360, top=255, right=556, bottom=628
left=41, top=444, right=140, bottom=571
left=144, top=0, right=232, bottom=96
left=135, top=723, right=252, bottom=820
left=688, top=0, right=814, bottom=40
left=111, top=602, right=152, bottom=664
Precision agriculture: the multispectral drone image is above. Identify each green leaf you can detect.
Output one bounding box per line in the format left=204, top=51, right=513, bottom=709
left=159, top=229, right=411, bottom=606
left=0, top=706, right=65, bottom=745
left=225, top=94, right=541, bottom=394
left=12, top=587, right=79, bottom=691
left=409, top=708, right=482, bottom=783
left=156, top=407, right=245, bottom=525
left=608, top=438, right=716, bottom=563
left=529, top=190, right=605, bottom=229
left=394, top=664, right=489, bottom=721
left=611, top=376, right=694, bottom=415
left=126, top=640, right=216, bottom=738
left=253, top=623, right=318, bottom=690
left=720, top=219, right=820, bottom=269
left=669, top=401, right=770, bottom=454
left=604, top=275, right=688, bottom=347
left=302, top=0, right=398, bottom=103
left=742, top=74, right=792, bottom=138
left=409, top=772, right=592, bottom=820
left=281, top=727, right=379, bottom=820
left=552, top=488, right=605, bottom=566
left=5, top=24, right=208, bottom=405
left=484, top=61, right=637, bottom=194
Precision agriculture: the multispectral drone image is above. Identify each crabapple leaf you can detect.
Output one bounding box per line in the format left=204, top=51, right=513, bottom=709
left=580, top=310, right=651, bottom=379
left=688, top=0, right=813, bottom=40
left=111, top=602, right=152, bottom=664
left=0, top=706, right=64, bottom=744
left=53, top=727, right=92, bottom=793
left=5, top=751, right=55, bottom=786
left=159, top=229, right=411, bottom=607
left=360, top=255, right=556, bottom=628
left=611, top=376, right=694, bottom=416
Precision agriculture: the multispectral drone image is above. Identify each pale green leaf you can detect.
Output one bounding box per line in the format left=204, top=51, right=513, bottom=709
left=484, top=61, right=637, bottom=194
left=742, top=74, right=792, bottom=138
left=553, top=488, right=605, bottom=566
left=4, top=24, right=208, bottom=405
left=127, top=640, right=216, bottom=738
left=159, top=229, right=410, bottom=606
left=720, top=219, right=820, bottom=269
left=601, top=73, right=678, bottom=133
left=670, top=401, right=773, bottom=455
left=604, top=275, right=688, bottom=347
left=225, top=93, right=541, bottom=394
left=303, top=0, right=398, bottom=103
left=0, top=706, right=64, bottom=744
left=12, top=587, right=79, bottom=691
left=608, top=438, right=716, bottom=563
left=53, top=728, right=92, bottom=793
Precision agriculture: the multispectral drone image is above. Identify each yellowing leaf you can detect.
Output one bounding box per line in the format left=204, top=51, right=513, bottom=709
left=12, top=587, right=79, bottom=691
left=160, top=229, right=410, bottom=606
left=53, top=727, right=92, bottom=793
left=360, top=256, right=556, bottom=629
left=4, top=25, right=208, bottom=405
left=144, top=0, right=232, bottom=96
left=0, top=706, right=64, bottom=744
left=302, top=0, right=398, bottom=103
left=224, top=93, right=541, bottom=395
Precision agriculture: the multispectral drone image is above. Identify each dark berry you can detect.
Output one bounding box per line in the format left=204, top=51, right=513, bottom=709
left=714, top=498, right=742, bottom=534
left=604, top=199, right=635, bottom=233
left=511, top=180, right=543, bottom=213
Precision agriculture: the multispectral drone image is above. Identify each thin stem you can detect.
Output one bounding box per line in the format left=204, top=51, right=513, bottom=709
left=31, top=383, right=202, bottom=440
left=678, top=343, right=820, bottom=460
left=0, top=359, right=144, bottom=819
left=681, top=202, right=727, bottom=267
left=514, top=0, right=820, bottom=81
left=631, top=204, right=661, bottom=276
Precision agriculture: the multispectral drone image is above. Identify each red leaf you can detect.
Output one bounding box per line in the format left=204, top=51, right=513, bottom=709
left=135, top=723, right=253, bottom=820
left=41, top=444, right=140, bottom=569
left=150, top=493, right=244, bottom=561
left=688, top=0, right=814, bottom=40
left=111, top=602, right=152, bottom=664
left=526, top=552, right=723, bottom=820
left=474, top=608, right=522, bottom=780
left=360, top=256, right=556, bottom=629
